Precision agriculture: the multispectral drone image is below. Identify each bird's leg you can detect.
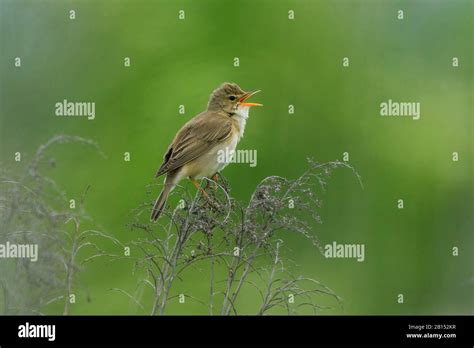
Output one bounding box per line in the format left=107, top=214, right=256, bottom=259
left=190, top=178, right=210, bottom=200
left=211, top=173, right=219, bottom=190
left=213, top=172, right=229, bottom=193
left=204, top=173, right=220, bottom=190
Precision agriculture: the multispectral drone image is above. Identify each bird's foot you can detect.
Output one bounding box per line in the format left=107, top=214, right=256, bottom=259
left=211, top=173, right=220, bottom=190
left=191, top=178, right=220, bottom=209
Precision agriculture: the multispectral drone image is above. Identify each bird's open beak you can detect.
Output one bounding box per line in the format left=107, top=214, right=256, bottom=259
left=239, top=90, right=262, bottom=107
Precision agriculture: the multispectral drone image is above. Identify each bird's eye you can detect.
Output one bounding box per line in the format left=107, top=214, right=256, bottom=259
left=228, top=95, right=236, bottom=101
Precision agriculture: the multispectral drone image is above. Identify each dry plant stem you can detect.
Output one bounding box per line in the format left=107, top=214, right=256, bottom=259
left=63, top=185, right=92, bottom=315
left=28, top=135, right=105, bottom=179
left=0, top=135, right=115, bottom=315
left=63, top=217, right=79, bottom=315
left=221, top=210, right=244, bottom=315
left=208, top=234, right=215, bottom=315
left=0, top=185, right=18, bottom=314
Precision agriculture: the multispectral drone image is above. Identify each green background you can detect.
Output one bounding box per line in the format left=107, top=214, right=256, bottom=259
left=1, top=0, right=472, bottom=314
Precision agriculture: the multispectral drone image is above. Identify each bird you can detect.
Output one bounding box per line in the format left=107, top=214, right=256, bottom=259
left=150, top=82, right=262, bottom=221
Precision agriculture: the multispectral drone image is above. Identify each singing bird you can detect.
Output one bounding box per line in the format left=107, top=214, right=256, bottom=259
left=151, top=82, right=262, bottom=221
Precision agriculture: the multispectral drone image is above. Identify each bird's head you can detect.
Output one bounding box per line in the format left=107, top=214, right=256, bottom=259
left=207, top=82, right=262, bottom=118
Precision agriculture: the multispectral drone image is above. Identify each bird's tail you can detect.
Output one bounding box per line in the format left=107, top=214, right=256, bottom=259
left=151, top=184, right=173, bottom=221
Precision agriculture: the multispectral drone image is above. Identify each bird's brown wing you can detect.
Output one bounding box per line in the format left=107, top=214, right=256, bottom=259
left=155, top=111, right=232, bottom=177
